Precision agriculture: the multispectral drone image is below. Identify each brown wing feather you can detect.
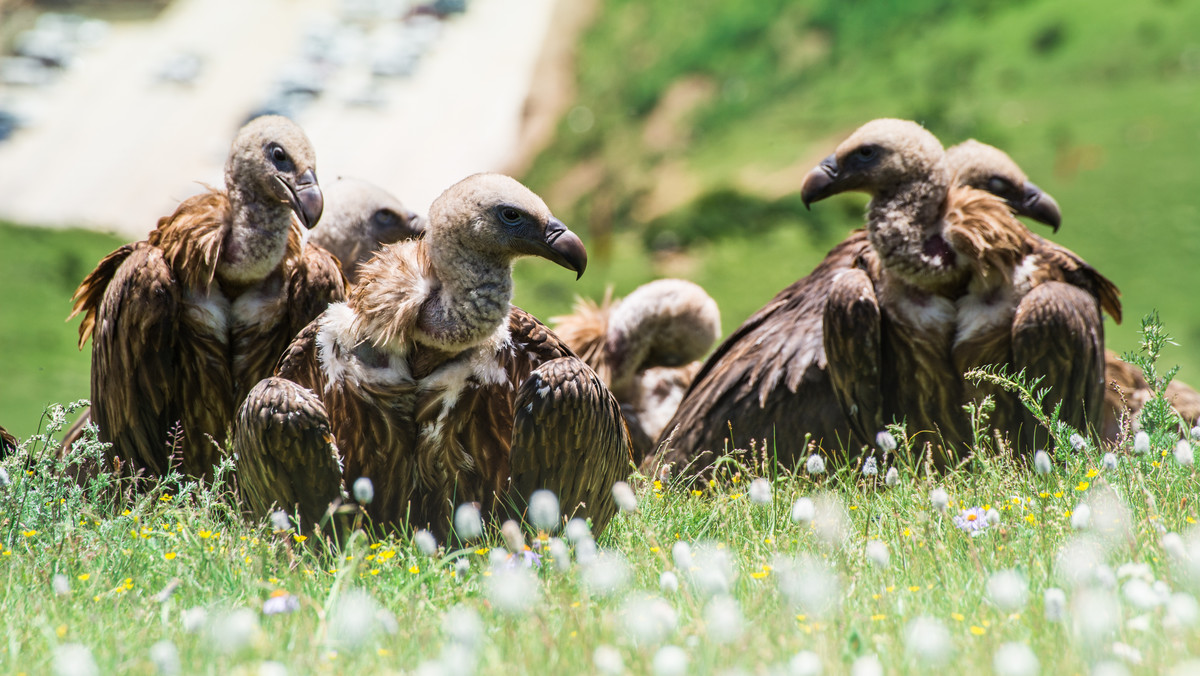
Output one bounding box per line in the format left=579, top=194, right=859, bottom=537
left=550, top=289, right=615, bottom=381
left=1029, top=234, right=1122, bottom=324
left=0, top=425, right=17, bottom=458
left=823, top=267, right=883, bottom=450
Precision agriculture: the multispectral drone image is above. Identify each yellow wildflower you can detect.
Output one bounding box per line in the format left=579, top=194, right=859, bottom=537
left=293, top=534, right=307, bottom=543
left=1075, top=481, right=1089, bottom=491
left=21, top=530, right=36, bottom=537
left=77, top=574, right=89, bottom=581
left=408, top=565, right=419, bottom=574
left=164, top=552, right=176, bottom=560
left=951, top=613, right=964, bottom=622
left=970, top=626, right=985, bottom=635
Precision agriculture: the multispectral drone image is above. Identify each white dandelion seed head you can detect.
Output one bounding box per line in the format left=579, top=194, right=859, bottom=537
left=1162, top=532, right=1187, bottom=561
left=442, top=605, right=484, bottom=650
left=582, top=550, right=631, bottom=597
left=437, top=644, right=476, bottom=676
left=704, top=596, right=744, bottom=644
left=884, top=466, right=899, bottom=487
left=1134, top=431, right=1151, bottom=454
left=788, top=650, right=823, bottom=676
left=850, top=654, right=882, bottom=676
left=671, top=540, right=693, bottom=570
left=1087, top=487, right=1133, bottom=549
left=1102, top=453, right=1119, bottom=471
left=992, top=642, right=1039, bottom=676
left=791, top=497, right=815, bottom=524
left=1175, top=439, right=1194, bottom=466
left=52, top=643, right=99, bottom=676
left=612, top=481, right=638, bottom=512
left=875, top=431, right=897, bottom=452
left=986, top=508, right=1001, bottom=526
left=1122, top=578, right=1161, bottom=610
left=620, top=594, right=678, bottom=645
left=652, top=645, right=689, bottom=676
left=180, top=606, right=207, bottom=634
left=1073, top=589, right=1121, bottom=646
left=930, top=487, right=950, bottom=513
left=52, top=573, right=70, bottom=596
left=488, top=548, right=509, bottom=568
left=1055, top=535, right=1106, bottom=586
left=861, top=457, right=878, bottom=477
left=688, top=543, right=736, bottom=598
left=528, top=490, right=560, bottom=531
left=1111, top=642, right=1143, bottom=665
left=864, top=540, right=889, bottom=569
left=987, top=570, right=1029, bottom=612
left=660, top=570, right=679, bottom=594
left=413, top=661, right=444, bottom=676
left=1070, top=433, right=1088, bottom=451
left=0, top=466, right=9, bottom=488
left=454, top=503, right=483, bottom=541
left=327, top=590, right=382, bottom=649
left=548, top=537, right=571, bottom=572
left=454, top=558, right=470, bottom=581
left=259, top=662, right=288, bottom=676
left=565, top=518, right=592, bottom=543
left=1191, top=425, right=1200, bottom=441
left=805, top=454, right=826, bottom=476
left=1165, top=592, right=1199, bottom=629
left=904, top=616, right=952, bottom=665
left=749, top=478, right=773, bottom=504
left=1071, top=503, right=1092, bottom=530
left=774, top=554, right=840, bottom=618
left=1092, top=662, right=1131, bottom=676
left=1033, top=450, right=1052, bottom=475
left=269, top=510, right=290, bottom=532
left=352, top=476, right=374, bottom=504
left=1044, top=587, right=1067, bottom=622
left=414, top=529, right=438, bottom=557
left=149, top=640, right=180, bottom=676
left=486, top=565, right=539, bottom=614
left=500, top=520, right=525, bottom=554
left=575, top=537, right=598, bottom=566
left=593, top=645, right=624, bottom=676
left=209, top=608, right=260, bottom=654
left=811, top=493, right=850, bottom=548
left=1095, top=564, right=1118, bottom=590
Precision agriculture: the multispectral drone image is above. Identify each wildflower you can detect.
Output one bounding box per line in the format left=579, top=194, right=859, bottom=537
left=528, top=489, right=560, bottom=530
left=876, top=431, right=897, bottom=452
left=209, top=608, right=260, bottom=654
left=805, top=454, right=826, bottom=475
left=414, top=529, right=438, bottom=557
left=987, top=570, right=1029, bottom=612
left=593, top=645, right=624, bottom=676
left=1044, top=588, right=1067, bottom=622
left=262, top=591, right=299, bottom=615
left=620, top=594, right=677, bottom=644
left=993, top=642, right=1039, bottom=676
left=259, top=662, right=287, bottom=676
left=790, top=651, right=823, bottom=676
left=953, top=507, right=990, bottom=536
left=1070, top=433, right=1088, bottom=451
left=454, top=503, right=483, bottom=540
left=861, top=457, right=878, bottom=477
left=688, top=544, right=735, bottom=598
left=149, top=640, right=180, bottom=676
left=612, top=481, right=638, bottom=512
left=21, top=529, right=36, bottom=538
left=986, top=508, right=1001, bottom=526
left=500, top=520, right=526, bottom=555
left=1192, top=425, right=1200, bottom=441
left=291, top=534, right=306, bottom=544
left=1111, top=642, right=1142, bottom=665
left=548, top=537, right=570, bottom=572
left=52, top=574, right=70, bottom=596
left=1073, top=589, right=1121, bottom=646
left=865, top=540, right=889, bottom=569
left=269, top=510, right=290, bottom=532
left=851, top=655, right=883, bottom=676
left=582, top=550, right=630, bottom=597
left=905, top=616, right=952, bottom=666
left=1175, top=439, right=1194, bottom=466
left=327, top=590, right=385, bottom=648
left=1165, top=592, right=1199, bottom=629
left=565, top=518, right=591, bottom=543
left=791, top=497, right=815, bottom=524
left=775, top=554, right=839, bottom=618
left=1075, top=481, right=1089, bottom=492
left=52, top=643, right=99, bottom=676
left=181, top=607, right=207, bottom=634
left=454, top=558, right=470, bottom=580
left=652, top=645, right=689, bottom=676
left=1071, top=504, right=1091, bottom=530
left=0, top=466, right=9, bottom=488
left=352, top=477, right=374, bottom=504
left=1102, top=453, right=1119, bottom=471
left=1033, top=450, right=1052, bottom=474
left=704, top=596, right=744, bottom=643
left=442, top=605, right=483, bottom=649
left=671, top=541, right=692, bottom=569
left=885, top=466, right=899, bottom=486
left=1162, top=532, right=1187, bottom=560
left=1122, top=578, right=1160, bottom=610
left=660, top=571, right=679, bottom=593
left=749, top=478, right=772, bottom=504
left=930, top=488, right=949, bottom=514
left=1134, top=431, right=1150, bottom=454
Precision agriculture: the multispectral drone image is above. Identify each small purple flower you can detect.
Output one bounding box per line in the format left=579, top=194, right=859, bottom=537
left=953, top=507, right=991, bottom=536
left=506, top=549, right=542, bottom=569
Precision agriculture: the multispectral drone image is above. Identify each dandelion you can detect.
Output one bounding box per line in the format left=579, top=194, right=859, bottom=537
left=52, top=643, right=99, bottom=676
left=791, top=497, right=815, bottom=524
left=930, top=488, right=949, bottom=514
left=1161, top=532, right=1187, bottom=560
left=1175, top=439, right=1194, bottom=466
left=858, top=456, right=878, bottom=478
left=52, top=574, right=70, bottom=596
left=1043, top=587, right=1067, bottom=621
left=687, top=543, right=735, bottom=598
left=1102, top=453, right=1119, bottom=471
left=672, top=541, right=692, bottom=570
left=789, top=651, right=823, bottom=676
left=528, top=490, right=560, bottom=531
left=775, top=554, right=839, bottom=618
left=575, top=538, right=598, bottom=566
left=454, top=503, right=483, bottom=540
left=885, top=466, right=899, bottom=486
left=1192, top=425, right=1200, bottom=441
left=660, top=571, right=679, bottom=593
left=652, top=645, right=689, bottom=676
left=582, top=550, right=630, bottom=597
left=993, top=642, right=1039, bottom=676
left=1033, top=450, right=1052, bottom=474
left=149, top=640, right=180, bottom=676
left=987, top=570, right=1029, bottom=611
left=413, top=529, right=438, bottom=557
left=620, top=594, right=677, bottom=645
left=1122, top=578, right=1160, bottom=610
left=986, top=508, right=1001, bottom=526
left=1066, top=503, right=1091, bottom=530
left=565, top=518, right=592, bottom=543
left=1070, top=433, right=1088, bottom=451
left=593, top=645, right=624, bottom=676
left=876, top=431, right=897, bottom=452
left=805, top=454, right=826, bottom=475
left=548, top=537, right=570, bottom=572
left=180, top=607, right=207, bottom=634
left=352, top=477, right=374, bottom=504
left=612, top=481, right=638, bottom=512
left=953, top=507, right=990, bottom=536
left=454, top=558, right=470, bottom=580
left=269, top=510, right=290, bottom=532
left=442, top=605, right=483, bottom=649
left=1165, top=592, right=1199, bottom=629
left=209, top=608, right=260, bottom=654
left=865, top=540, right=889, bottom=569
left=850, top=655, right=883, bottom=676
left=500, top=520, right=526, bottom=555
left=1073, top=589, right=1121, bottom=646
left=1092, top=662, right=1132, bottom=676
left=905, top=616, right=952, bottom=665
left=704, top=596, right=744, bottom=643
left=0, top=466, right=9, bottom=489
left=1134, top=431, right=1151, bottom=454
left=749, top=478, right=772, bottom=504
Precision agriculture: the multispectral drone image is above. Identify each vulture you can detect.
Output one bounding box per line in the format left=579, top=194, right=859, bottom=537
left=948, top=139, right=1200, bottom=440
left=551, top=279, right=721, bottom=462
left=308, top=177, right=424, bottom=284
left=1, top=424, right=16, bottom=458
left=67, top=115, right=348, bottom=480
left=651, top=119, right=1117, bottom=475
left=232, top=173, right=632, bottom=537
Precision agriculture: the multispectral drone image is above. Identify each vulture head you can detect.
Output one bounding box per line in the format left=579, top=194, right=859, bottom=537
left=427, top=173, right=586, bottom=279
left=226, top=115, right=324, bottom=229
left=947, top=140, right=1061, bottom=230
left=310, top=177, right=424, bottom=283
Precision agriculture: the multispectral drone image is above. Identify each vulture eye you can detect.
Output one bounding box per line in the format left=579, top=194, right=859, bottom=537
left=498, top=207, right=523, bottom=226
left=266, top=143, right=294, bottom=172
left=855, top=146, right=877, bottom=160
left=987, top=176, right=1014, bottom=195
left=372, top=209, right=399, bottom=228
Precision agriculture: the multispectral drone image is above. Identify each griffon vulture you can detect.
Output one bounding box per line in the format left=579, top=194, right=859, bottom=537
left=233, top=174, right=632, bottom=536
left=308, top=177, right=424, bottom=284
left=1, top=425, right=16, bottom=458
left=68, top=115, right=347, bottom=480
left=551, top=279, right=721, bottom=462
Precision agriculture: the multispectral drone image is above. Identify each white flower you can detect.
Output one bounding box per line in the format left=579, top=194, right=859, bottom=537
left=986, top=508, right=1001, bottom=526
left=52, top=573, right=70, bottom=596
left=1073, top=589, right=1121, bottom=646
left=454, top=558, right=470, bottom=580
left=671, top=541, right=692, bottom=570
left=864, top=540, right=889, bottom=569
left=209, top=608, right=260, bottom=654
left=1071, top=503, right=1092, bottom=530
left=850, top=654, right=882, bottom=676
left=1122, top=578, right=1160, bottom=610
left=1044, top=587, right=1067, bottom=621
left=1091, top=661, right=1131, bottom=676
left=660, top=571, right=679, bottom=593
left=565, top=518, right=591, bottom=543
left=593, top=645, right=624, bottom=676
left=442, top=605, right=483, bottom=649
left=1165, top=592, right=1199, bottom=629
left=352, top=476, right=374, bottom=504
left=993, top=642, right=1039, bottom=676
left=454, top=503, right=483, bottom=540
left=904, top=616, right=952, bottom=665
left=930, top=488, right=949, bottom=514
left=1102, top=452, right=1119, bottom=470
left=1192, top=425, right=1200, bottom=441
left=748, top=478, right=772, bottom=504
left=1162, top=532, right=1187, bottom=560
left=582, top=550, right=631, bottom=597
left=620, top=594, right=677, bottom=644
left=805, top=454, right=826, bottom=475
left=884, top=466, right=899, bottom=486
left=774, top=554, right=839, bottom=618
left=1112, top=642, right=1143, bottom=665
left=180, top=607, right=207, bottom=634
left=1070, top=433, right=1088, bottom=451
left=987, top=570, right=1029, bottom=612
left=528, top=490, right=560, bottom=531
left=269, top=510, right=290, bottom=532
left=791, top=497, right=815, bottom=524
left=875, top=431, right=897, bottom=452
left=486, top=565, right=539, bottom=614
left=548, top=537, right=570, bottom=572
left=0, top=466, right=9, bottom=488
left=652, top=646, right=689, bottom=676
left=500, top=519, right=525, bottom=554
left=688, top=543, right=735, bottom=598
left=1134, top=431, right=1151, bottom=454
left=326, top=591, right=381, bottom=648
left=414, top=530, right=437, bottom=557
left=704, top=596, right=744, bottom=644
left=861, top=457, right=878, bottom=477
left=789, top=651, right=823, bottom=676
left=575, top=538, right=598, bottom=565
left=149, top=640, right=180, bottom=676
left=52, top=643, right=99, bottom=676
left=1033, top=450, right=1052, bottom=475
left=1175, top=439, right=1194, bottom=466
left=612, top=481, right=638, bottom=512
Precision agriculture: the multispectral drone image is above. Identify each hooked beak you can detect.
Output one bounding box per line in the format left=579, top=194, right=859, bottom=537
left=278, top=168, right=324, bottom=228
left=540, top=217, right=587, bottom=280
left=1012, top=181, right=1061, bottom=231
left=800, top=153, right=840, bottom=209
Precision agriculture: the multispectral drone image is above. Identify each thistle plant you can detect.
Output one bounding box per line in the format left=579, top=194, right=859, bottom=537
left=1122, top=310, right=1186, bottom=450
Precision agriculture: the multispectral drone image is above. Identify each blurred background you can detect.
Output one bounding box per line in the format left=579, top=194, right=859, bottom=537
left=1, top=0, right=1198, bottom=437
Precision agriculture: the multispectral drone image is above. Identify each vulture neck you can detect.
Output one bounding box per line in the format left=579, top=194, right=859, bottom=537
left=866, top=177, right=967, bottom=297
left=217, top=185, right=293, bottom=288
left=418, top=234, right=514, bottom=353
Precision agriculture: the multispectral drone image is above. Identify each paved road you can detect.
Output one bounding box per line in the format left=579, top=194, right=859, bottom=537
left=0, top=0, right=556, bottom=238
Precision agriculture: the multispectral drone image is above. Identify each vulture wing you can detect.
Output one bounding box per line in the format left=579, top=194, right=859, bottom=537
left=823, top=267, right=885, bottom=450
left=0, top=425, right=16, bottom=458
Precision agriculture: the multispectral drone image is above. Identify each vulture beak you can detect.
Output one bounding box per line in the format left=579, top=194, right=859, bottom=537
left=539, top=217, right=588, bottom=280
left=800, top=154, right=840, bottom=209
left=279, top=169, right=324, bottom=229
left=1014, top=181, right=1062, bottom=232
